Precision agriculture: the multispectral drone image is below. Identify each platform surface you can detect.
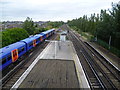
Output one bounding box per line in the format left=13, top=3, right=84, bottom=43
left=40, top=41, right=75, bottom=60
left=90, top=42, right=120, bottom=70
left=19, top=60, right=79, bottom=88
left=12, top=41, right=90, bottom=89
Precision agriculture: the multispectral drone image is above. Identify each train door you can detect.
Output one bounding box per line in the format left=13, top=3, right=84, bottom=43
left=11, top=49, right=18, bottom=62
left=47, top=34, right=48, bottom=37
left=33, top=39, right=36, bottom=47
left=40, top=36, right=43, bottom=42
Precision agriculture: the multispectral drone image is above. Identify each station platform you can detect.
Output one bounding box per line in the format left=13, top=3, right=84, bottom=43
left=74, top=30, right=120, bottom=71
left=89, top=42, right=120, bottom=70
left=11, top=41, right=90, bottom=88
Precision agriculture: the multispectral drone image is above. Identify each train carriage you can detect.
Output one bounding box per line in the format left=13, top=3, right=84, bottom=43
left=41, top=30, right=51, bottom=38
left=20, top=36, right=39, bottom=51
left=0, top=28, right=55, bottom=71
left=34, top=34, right=43, bottom=43
left=0, top=42, right=26, bottom=71
left=41, top=29, right=55, bottom=39
left=39, top=33, right=46, bottom=40
left=49, top=29, right=55, bottom=35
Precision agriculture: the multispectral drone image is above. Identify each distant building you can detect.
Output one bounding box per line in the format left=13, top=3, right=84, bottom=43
left=1, top=21, right=47, bottom=29
left=60, top=31, right=67, bottom=41
left=2, top=21, right=23, bottom=29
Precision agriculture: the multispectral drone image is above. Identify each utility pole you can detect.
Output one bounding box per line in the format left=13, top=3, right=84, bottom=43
left=95, top=35, right=97, bottom=42
left=109, top=36, right=111, bottom=50
left=95, top=31, right=97, bottom=42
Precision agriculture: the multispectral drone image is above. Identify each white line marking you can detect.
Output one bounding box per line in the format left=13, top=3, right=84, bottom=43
left=11, top=42, right=51, bottom=89
left=92, top=53, right=94, bottom=56
left=86, top=42, right=120, bottom=71
left=29, top=52, right=33, bottom=57
left=71, top=42, right=90, bottom=88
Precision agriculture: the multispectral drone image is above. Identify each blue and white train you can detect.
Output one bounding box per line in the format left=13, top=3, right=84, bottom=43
left=0, top=29, right=55, bottom=71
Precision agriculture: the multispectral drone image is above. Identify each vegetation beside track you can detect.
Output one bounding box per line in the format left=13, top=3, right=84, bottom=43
left=2, top=28, right=29, bottom=47
left=67, top=3, right=120, bottom=57
left=1, top=17, right=64, bottom=48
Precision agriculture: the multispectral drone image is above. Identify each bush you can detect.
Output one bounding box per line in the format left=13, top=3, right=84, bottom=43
left=2, top=28, right=29, bottom=47
left=97, top=39, right=120, bottom=57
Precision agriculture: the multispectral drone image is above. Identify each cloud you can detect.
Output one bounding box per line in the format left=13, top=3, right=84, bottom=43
left=1, top=0, right=120, bottom=21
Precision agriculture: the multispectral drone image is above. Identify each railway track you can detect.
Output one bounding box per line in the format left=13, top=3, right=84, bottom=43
left=84, top=42, right=120, bottom=81
left=64, top=25, right=119, bottom=89
left=72, top=31, right=120, bottom=89
left=68, top=32, right=105, bottom=89
left=84, top=42, right=120, bottom=72
left=1, top=34, right=58, bottom=89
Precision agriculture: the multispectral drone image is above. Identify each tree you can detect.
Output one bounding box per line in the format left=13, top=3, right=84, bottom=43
left=67, top=2, right=120, bottom=57
left=2, top=28, right=29, bottom=47
left=47, top=21, right=64, bottom=28
left=22, top=17, right=35, bottom=35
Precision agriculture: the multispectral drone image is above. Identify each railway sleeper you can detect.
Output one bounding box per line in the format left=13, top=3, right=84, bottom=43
left=90, top=78, right=101, bottom=86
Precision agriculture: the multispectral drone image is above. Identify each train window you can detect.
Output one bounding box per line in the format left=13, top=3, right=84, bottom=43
left=13, top=52, right=15, bottom=57
left=15, top=51, right=17, bottom=56
left=37, top=38, right=39, bottom=42
left=21, top=47, right=24, bottom=51
left=13, top=51, right=17, bottom=57
left=31, top=42, right=32, bottom=46
left=18, top=49, right=21, bottom=54
left=33, top=40, right=36, bottom=44
left=13, top=51, right=15, bottom=57
left=36, top=39, right=38, bottom=43
left=8, top=55, right=11, bottom=60
left=28, top=43, right=30, bottom=46
left=29, top=42, right=32, bottom=47
left=0, top=59, right=1, bottom=64
left=2, top=58, right=6, bottom=64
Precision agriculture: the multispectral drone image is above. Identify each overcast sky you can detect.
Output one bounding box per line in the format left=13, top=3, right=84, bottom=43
left=1, top=0, right=119, bottom=22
